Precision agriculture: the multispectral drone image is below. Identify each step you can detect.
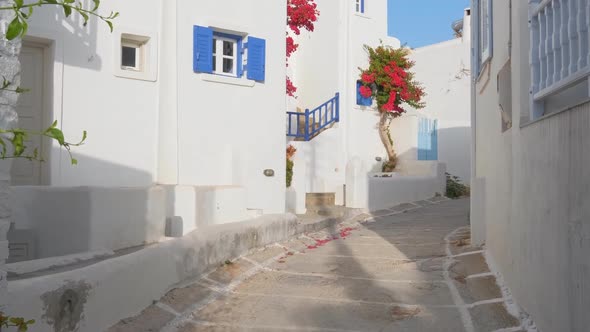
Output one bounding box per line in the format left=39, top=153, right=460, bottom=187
left=306, top=193, right=336, bottom=209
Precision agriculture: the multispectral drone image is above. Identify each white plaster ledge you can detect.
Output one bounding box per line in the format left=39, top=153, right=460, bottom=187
left=201, top=74, right=256, bottom=87
left=6, top=249, right=115, bottom=276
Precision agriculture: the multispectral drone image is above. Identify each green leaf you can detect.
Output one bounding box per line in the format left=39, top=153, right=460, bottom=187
left=14, top=0, right=24, bottom=7
left=6, top=17, right=23, bottom=40
left=0, top=137, right=7, bottom=158
left=92, top=0, right=100, bottom=11
left=46, top=128, right=65, bottom=145
left=71, top=157, right=78, bottom=165
left=63, top=5, right=72, bottom=17
left=106, top=20, right=113, bottom=32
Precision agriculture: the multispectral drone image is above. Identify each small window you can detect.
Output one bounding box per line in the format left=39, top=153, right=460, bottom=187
left=355, top=0, right=365, bottom=13
left=121, top=42, right=141, bottom=71
left=114, top=31, right=158, bottom=82
left=474, top=0, right=493, bottom=74
left=193, top=26, right=265, bottom=82
left=120, top=34, right=149, bottom=72
left=212, top=34, right=240, bottom=76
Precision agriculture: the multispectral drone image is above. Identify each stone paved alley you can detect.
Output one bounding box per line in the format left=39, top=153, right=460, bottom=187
left=110, top=199, right=526, bottom=332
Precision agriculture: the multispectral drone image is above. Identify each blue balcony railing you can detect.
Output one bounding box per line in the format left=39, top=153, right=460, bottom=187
left=286, top=93, right=339, bottom=141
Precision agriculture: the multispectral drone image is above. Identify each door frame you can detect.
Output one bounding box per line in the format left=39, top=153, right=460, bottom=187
left=21, top=30, right=64, bottom=185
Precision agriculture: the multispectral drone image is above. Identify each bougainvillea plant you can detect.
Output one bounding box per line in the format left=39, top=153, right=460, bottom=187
left=286, top=144, right=297, bottom=187
left=358, top=45, right=425, bottom=172
left=286, top=0, right=319, bottom=97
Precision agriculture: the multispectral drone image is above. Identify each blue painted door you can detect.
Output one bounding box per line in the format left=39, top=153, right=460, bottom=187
left=418, top=118, right=438, bottom=161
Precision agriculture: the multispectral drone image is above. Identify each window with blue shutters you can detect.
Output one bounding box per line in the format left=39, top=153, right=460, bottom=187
left=193, top=25, right=265, bottom=82
left=246, top=37, right=266, bottom=82
left=355, top=0, right=365, bottom=13
left=356, top=80, right=372, bottom=106
left=417, top=118, right=438, bottom=161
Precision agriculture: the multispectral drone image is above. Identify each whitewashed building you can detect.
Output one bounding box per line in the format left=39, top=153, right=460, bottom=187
left=470, top=0, right=590, bottom=331
left=7, top=0, right=287, bottom=260
left=288, top=1, right=471, bottom=211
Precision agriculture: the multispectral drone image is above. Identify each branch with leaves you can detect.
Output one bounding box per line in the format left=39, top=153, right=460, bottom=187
left=0, top=312, right=35, bottom=332
left=1, top=0, right=119, bottom=40
left=0, top=120, right=86, bottom=164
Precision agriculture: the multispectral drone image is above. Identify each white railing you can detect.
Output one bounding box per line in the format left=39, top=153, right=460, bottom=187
left=530, top=0, right=590, bottom=103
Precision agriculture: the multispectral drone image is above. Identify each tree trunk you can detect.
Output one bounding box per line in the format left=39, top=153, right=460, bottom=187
left=378, top=112, right=397, bottom=172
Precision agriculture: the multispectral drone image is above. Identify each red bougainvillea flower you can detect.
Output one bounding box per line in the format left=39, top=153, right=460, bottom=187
left=359, top=85, right=372, bottom=98
left=286, top=35, right=299, bottom=59
left=286, top=77, right=297, bottom=97
left=287, top=0, right=320, bottom=35
left=361, top=72, right=376, bottom=84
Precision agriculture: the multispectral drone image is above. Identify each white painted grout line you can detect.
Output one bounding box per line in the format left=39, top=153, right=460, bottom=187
left=466, top=272, right=495, bottom=279
left=258, top=267, right=447, bottom=284
left=155, top=302, right=181, bottom=316
left=451, top=250, right=485, bottom=258
left=465, top=298, right=506, bottom=308
left=492, top=327, right=526, bottom=332
left=190, top=319, right=363, bottom=332
left=230, top=290, right=459, bottom=308
left=484, top=251, right=539, bottom=332
left=160, top=251, right=286, bottom=332
left=443, top=226, right=475, bottom=332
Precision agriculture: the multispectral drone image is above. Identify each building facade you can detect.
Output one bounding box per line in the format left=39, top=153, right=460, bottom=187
left=7, top=0, right=287, bottom=256
left=471, top=0, right=590, bottom=330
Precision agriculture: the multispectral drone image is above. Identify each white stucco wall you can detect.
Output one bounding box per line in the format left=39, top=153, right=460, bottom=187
left=172, top=0, right=287, bottom=214
left=409, top=12, right=472, bottom=182
left=0, top=0, right=21, bottom=312
left=23, top=0, right=161, bottom=187
left=19, top=0, right=286, bottom=216
left=472, top=0, right=590, bottom=331
left=11, top=186, right=166, bottom=259
left=292, top=0, right=401, bottom=203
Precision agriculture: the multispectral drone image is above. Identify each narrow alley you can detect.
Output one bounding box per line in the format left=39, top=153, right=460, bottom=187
left=110, top=199, right=526, bottom=332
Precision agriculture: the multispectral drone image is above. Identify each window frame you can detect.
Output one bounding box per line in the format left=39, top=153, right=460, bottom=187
left=355, top=0, right=365, bottom=14
left=212, top=33, right=242, bottom=77
left=473, top=0, right=493, bottom=75
left=121, top=40, right=143, bottom=72
left=113, top=29, right=158, bottom=82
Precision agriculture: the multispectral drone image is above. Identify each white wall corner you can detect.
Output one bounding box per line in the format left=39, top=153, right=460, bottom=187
left=0, top=6, right=21, bottom=308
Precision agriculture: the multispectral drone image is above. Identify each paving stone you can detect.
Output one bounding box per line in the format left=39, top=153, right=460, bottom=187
left=268, top=252, right=445, bottom=281
left=111, top=199, right=526, bottom=332
left=207, top=259, right=255, bottom=286
left=195, top=293, right=466, bottom=332
left=243, top=246, right=286, bottom=263
left=450, top=253, right=490, bottom=278
left=233, top=270, right=454, bottom=306
left=370, top=209, right=397, bottom=217
left=389, top=203, right=419, bottom=212
left=107, top=304, right=175, bottom=332
left=160, top=282, right=214, bottom=313
left=454, top=275, right=503, bottom=304
left=469, top=303, right=521, bottom=332
left=300, top=240, right=446, bottom=260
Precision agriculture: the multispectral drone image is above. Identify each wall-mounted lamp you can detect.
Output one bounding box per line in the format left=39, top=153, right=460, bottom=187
left=263, top=169, right=275, bottom=177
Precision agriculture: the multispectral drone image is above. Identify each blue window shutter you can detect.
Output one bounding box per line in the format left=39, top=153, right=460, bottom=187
left=356, top=81, right=372, bottom=106
left=193, top=25, right=213, bottom=73
left=418, top=118, right=426, bottom=160
left=431, top=120, right=439, bottom=160
left=361, top=0, right=365, bottom=13
left=247, top=36, right=266, bottom=81
left=237, top=38, right=244, bottom=77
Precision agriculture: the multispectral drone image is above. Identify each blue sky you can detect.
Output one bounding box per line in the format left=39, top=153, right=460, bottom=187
left=388, top=0, right=471, bottom=48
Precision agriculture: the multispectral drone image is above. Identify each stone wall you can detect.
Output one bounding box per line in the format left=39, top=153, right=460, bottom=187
left=0, top=0, right=22, bottom=311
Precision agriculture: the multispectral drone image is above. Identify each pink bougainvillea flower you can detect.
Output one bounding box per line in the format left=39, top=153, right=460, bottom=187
left=359, top=85, right=372, bottom=98
left=361, top=72, right=376, bottom=84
